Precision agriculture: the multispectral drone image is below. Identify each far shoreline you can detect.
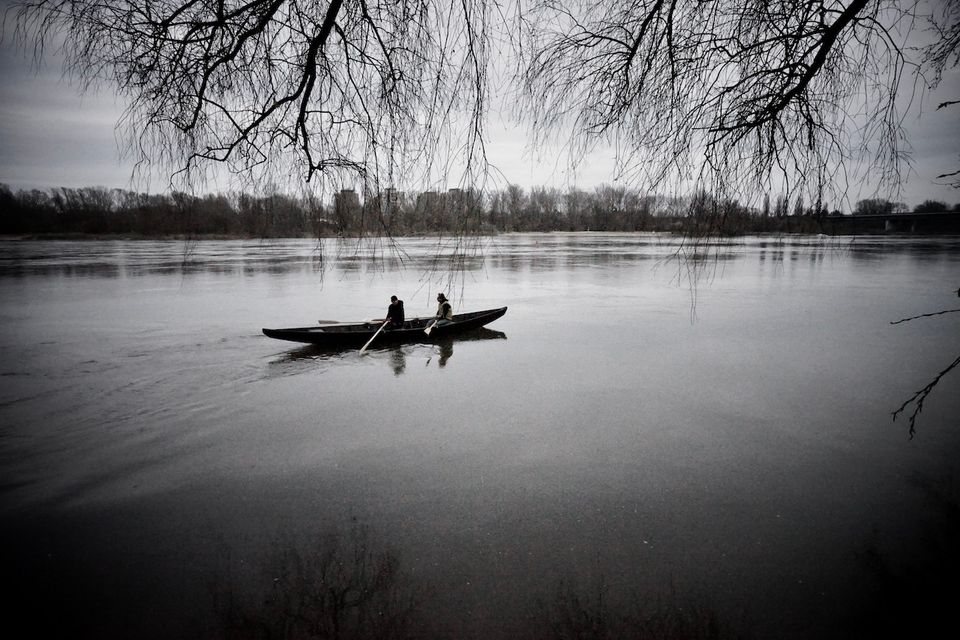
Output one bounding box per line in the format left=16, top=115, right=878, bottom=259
left=3, top=228, right=960, bottom=241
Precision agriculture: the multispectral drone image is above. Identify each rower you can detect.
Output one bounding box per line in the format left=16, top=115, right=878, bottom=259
left=384, top=295, right=405, bottom=329
left=435, top=293, right=453, bottom=326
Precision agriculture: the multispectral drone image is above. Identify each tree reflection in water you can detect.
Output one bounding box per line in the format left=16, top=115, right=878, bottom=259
left=214, top=523, right=745, bottom=640
left=526, top=576, right=747, bottom=640
left=211, top=524, right=749, bottom=639
left=213, top=524, right=430, bottom=640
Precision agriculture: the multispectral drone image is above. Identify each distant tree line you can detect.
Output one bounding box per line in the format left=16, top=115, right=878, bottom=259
left=0, top=185, right=327, bottom=238
left=1, top=183, right=958, bottom=238
left=852, top=198, right=960, bottom=216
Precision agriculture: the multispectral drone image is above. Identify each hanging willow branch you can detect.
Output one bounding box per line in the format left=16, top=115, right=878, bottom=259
left=518, top=0, right=920, bottom=203
left=9, top=0, right=495, bottom=196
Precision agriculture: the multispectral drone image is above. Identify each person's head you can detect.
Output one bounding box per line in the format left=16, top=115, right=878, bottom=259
left=437, top=293, right=447, bottom=302
left=390, top=295, right=398, bottom=303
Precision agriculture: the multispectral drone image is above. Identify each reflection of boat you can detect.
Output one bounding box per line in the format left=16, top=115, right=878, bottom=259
left=263, top=307, right=507, bottom=346
left=269, top=328, right=507, bottom=372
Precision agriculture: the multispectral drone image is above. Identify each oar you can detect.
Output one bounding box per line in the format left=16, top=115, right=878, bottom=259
left=360, top=320, right=389, bottom=355
left=423, top=319, right=439, bottom=336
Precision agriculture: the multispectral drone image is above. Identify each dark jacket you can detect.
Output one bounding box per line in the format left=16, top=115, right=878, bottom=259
left=386, top=300, right=405, bottom=325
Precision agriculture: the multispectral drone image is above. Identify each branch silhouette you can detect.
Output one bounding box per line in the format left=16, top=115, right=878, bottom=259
left=890, top=308, right=960, bottom=325
left=891, top=286, right=960, bottom=438
left=893, top=354, right=960, bottom=440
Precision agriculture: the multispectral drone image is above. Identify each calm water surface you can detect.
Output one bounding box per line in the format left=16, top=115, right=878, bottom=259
left=1, top=234, right=959, bottom=638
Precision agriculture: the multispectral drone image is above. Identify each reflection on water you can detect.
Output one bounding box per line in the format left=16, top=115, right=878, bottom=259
left=530, top=577, right=743, bottom=640
left=267, top=328, right=507, bottom=378
left=432, top=340, right=453, bottom=368
left=213, top=524, right=429, bottom=640
left=2, top=235, right=957, bottom=280
left=209, top=522, right=744, bottom=640
left=852, top=472, right=960, bottom=639
left=1, top=234, right=959, bottom=640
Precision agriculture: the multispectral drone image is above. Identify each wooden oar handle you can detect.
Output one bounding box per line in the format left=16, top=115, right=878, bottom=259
left=359, top=320, right=390, bottom=354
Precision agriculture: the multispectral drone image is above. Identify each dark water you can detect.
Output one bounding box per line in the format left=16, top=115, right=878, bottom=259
left=1, top=234, right=959, bottom=639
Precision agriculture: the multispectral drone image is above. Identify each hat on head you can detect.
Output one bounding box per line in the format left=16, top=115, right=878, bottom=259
left=437, top=293, right=447, bottom=301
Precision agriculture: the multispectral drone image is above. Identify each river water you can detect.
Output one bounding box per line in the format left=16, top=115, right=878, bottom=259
left=1, top=233, right=959, bottom=639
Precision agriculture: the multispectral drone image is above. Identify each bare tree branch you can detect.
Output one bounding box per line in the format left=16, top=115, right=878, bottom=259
left=893, top=354, right=960, bottom=440
left=890, top=308, right=960, bottom=325
left=518, top=1, right=923, bottom=202
left=891, top=285, right=960, bottom=437
left=10, top=0, right=496, bottom=199
left=923, top=0, right=960, bottom=188
left=9, top=0, right=958, bottom=230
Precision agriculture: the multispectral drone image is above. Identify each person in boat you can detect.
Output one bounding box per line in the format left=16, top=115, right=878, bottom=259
left=434, top=293, right=453, bottom=326
left=384, top=295, right=405, bottom=328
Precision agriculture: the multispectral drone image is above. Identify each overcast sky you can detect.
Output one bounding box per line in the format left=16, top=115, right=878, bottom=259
left=1, top=5, right=958, bottom=209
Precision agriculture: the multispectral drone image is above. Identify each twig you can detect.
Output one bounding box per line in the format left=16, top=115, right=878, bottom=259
left=890, top=308, right=960, bottom=324
left=892, top=354, right=960, bottom=439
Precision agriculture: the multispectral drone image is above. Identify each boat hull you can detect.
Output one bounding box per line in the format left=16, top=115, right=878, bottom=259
left=262, top=307, right=507, bottom=346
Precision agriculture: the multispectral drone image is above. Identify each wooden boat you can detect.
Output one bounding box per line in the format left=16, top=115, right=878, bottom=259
left=262, top=306, right=507, bottom=346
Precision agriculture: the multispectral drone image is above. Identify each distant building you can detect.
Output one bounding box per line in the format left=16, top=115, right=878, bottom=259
left=334, top=189, right=360, bottom=214
left=333, top=189, right=361, bottom=233
left=379, top=187, right=400, bottom=217
left=364, top=187, right=404, bottom=230
left=416, top=190, right=439, bottom=215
